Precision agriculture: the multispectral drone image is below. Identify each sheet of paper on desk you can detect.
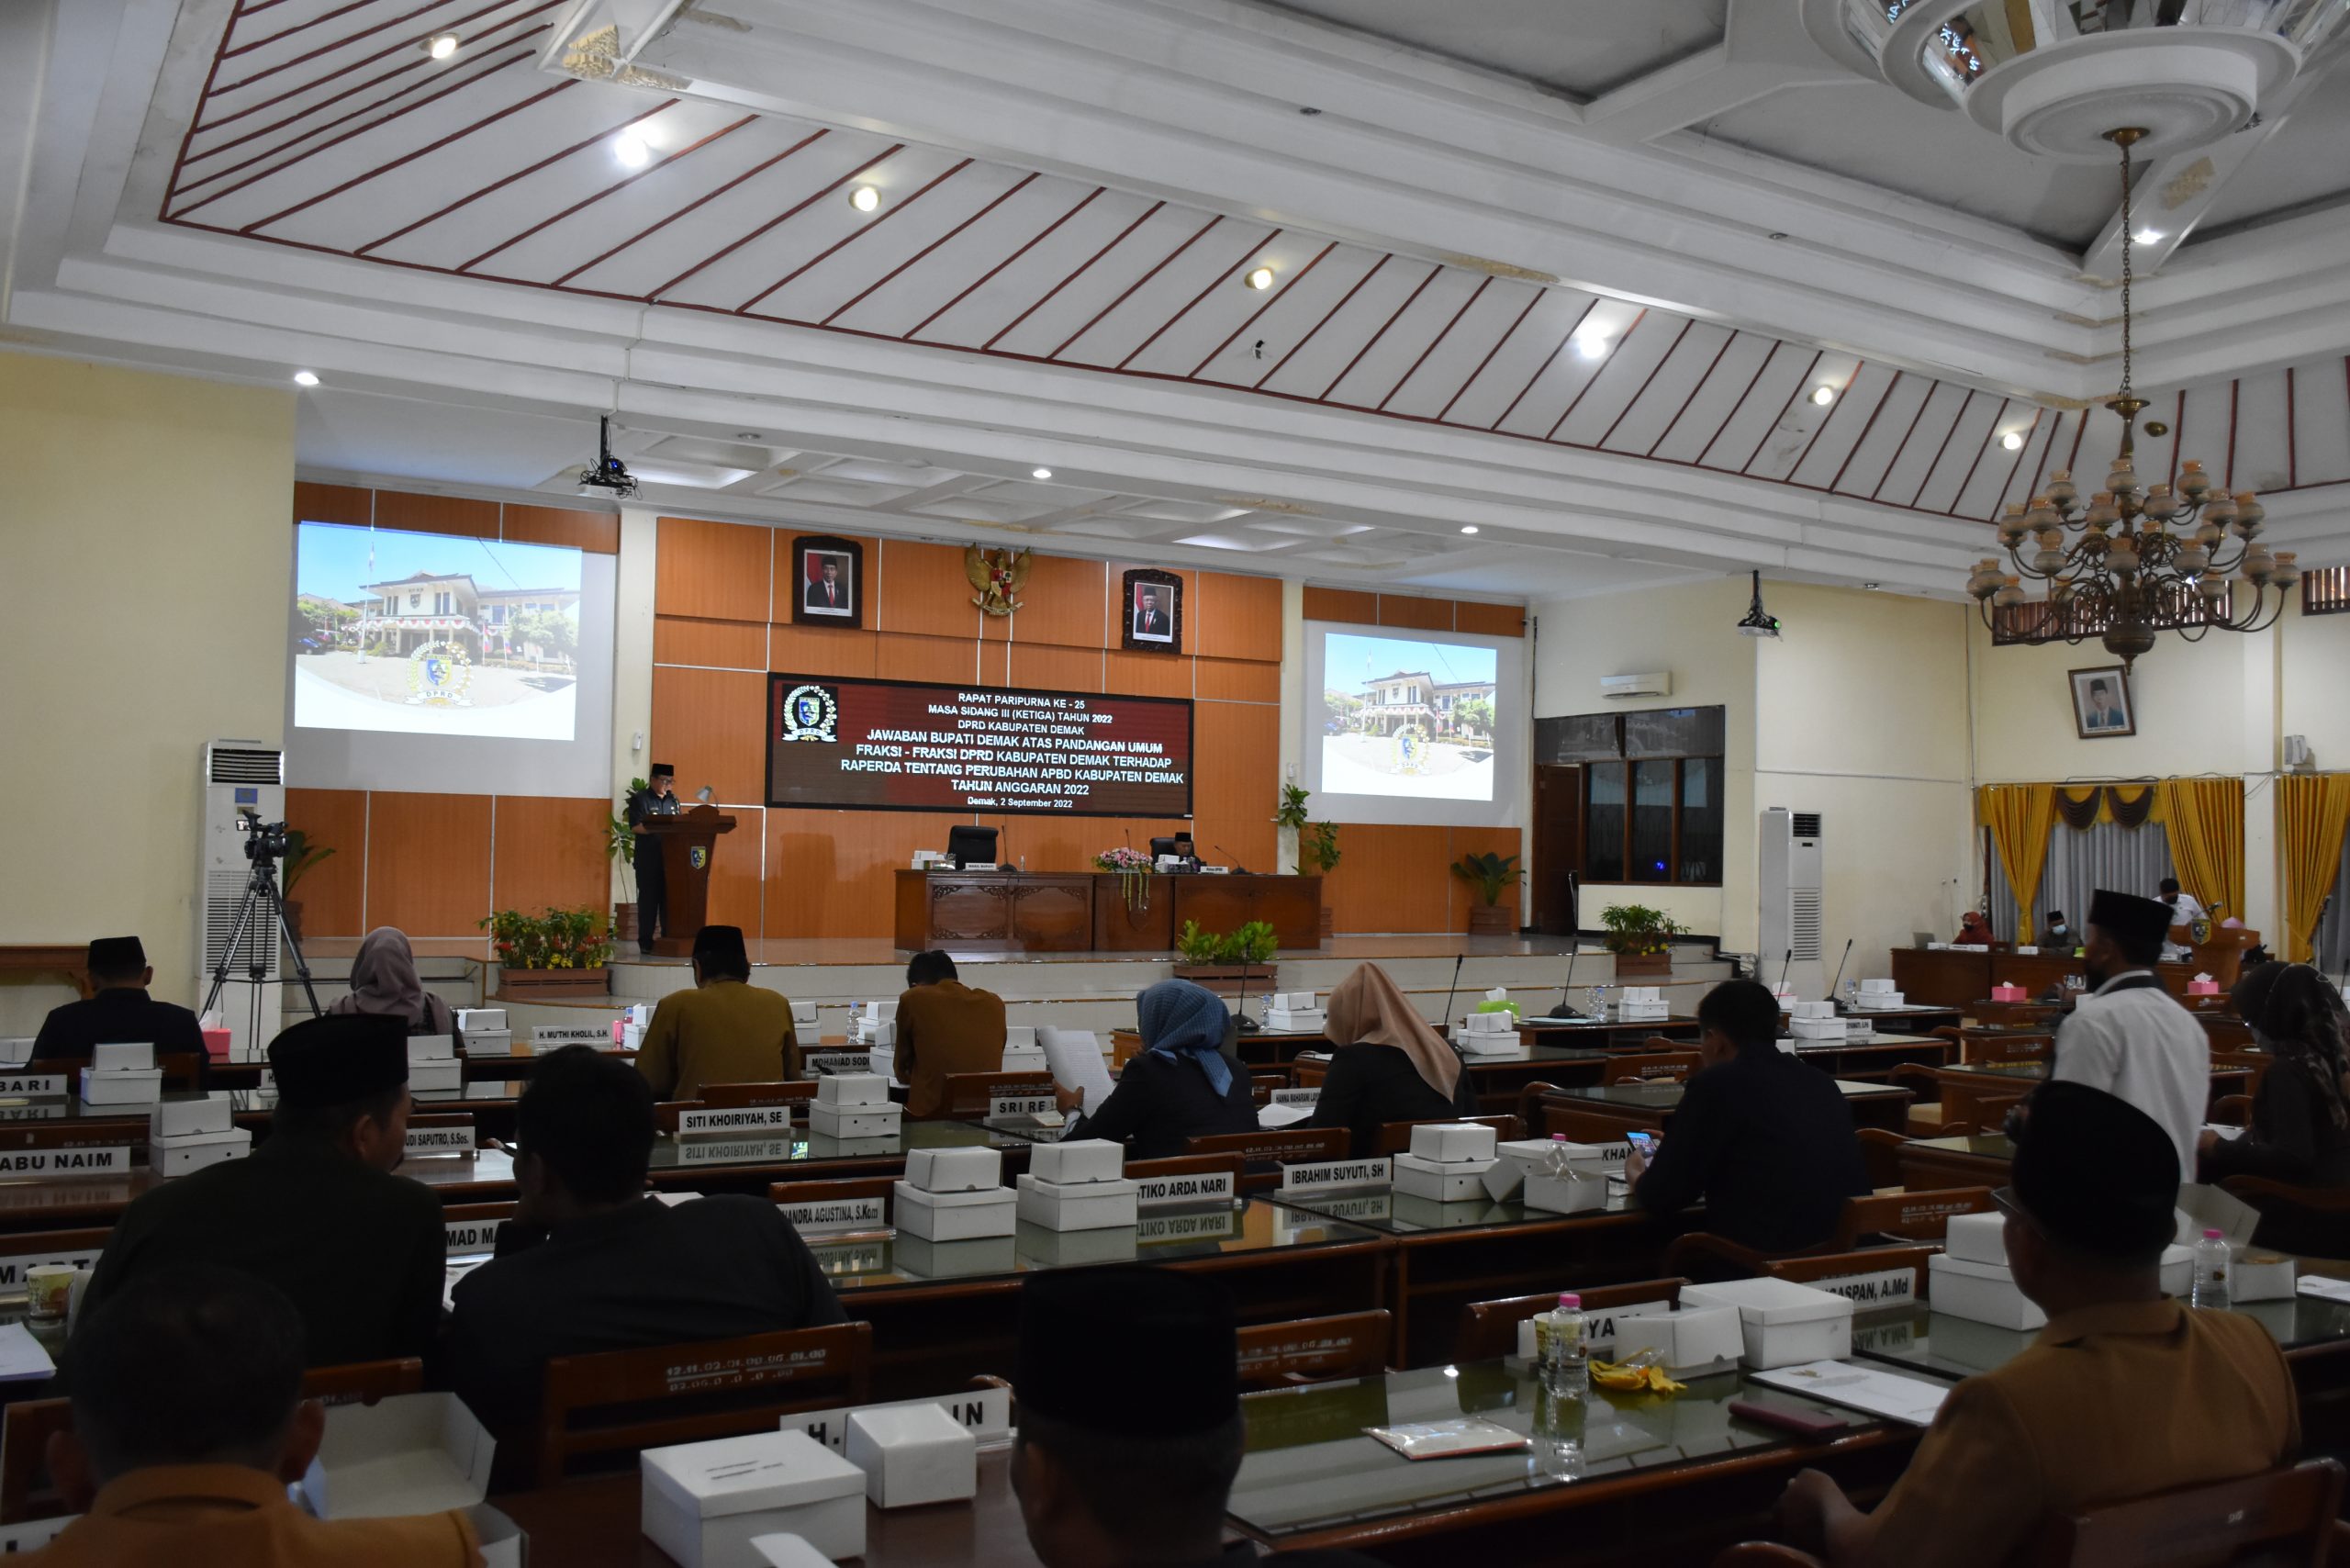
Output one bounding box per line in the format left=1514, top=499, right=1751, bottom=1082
left=1259, top=1103, right=1313, bottom=1129
left=1748, top=1361, right=1948, bottom=1427
left=1038, top=1028, right=1115, bottom=1113
left=2297, top=1276, right=2350, bottom=1305
left=1363, top=1417, right=1529, bottom=1460
left=0, top=1323, right=55, bottom=1383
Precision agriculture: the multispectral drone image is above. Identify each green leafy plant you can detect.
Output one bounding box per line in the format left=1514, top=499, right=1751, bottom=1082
left=1176, top=919, right=1225, bottom=964
left=1453, top=694, right=1494, bottom=738
left=1301, top=820, right=1342, bottom=874
left=281, top=830, right=335, bottom=896
left=1274, top=783, right=1312, bottom=833
left=1225, top=921, right=1279, bottom=965
left=1599, top=902, right=1679, bottom=957
left=479, top=905, right=613, bottom=970
left=1450, top=850, right=1521, bottom=906
left=607, top=777, right=647, bottom=896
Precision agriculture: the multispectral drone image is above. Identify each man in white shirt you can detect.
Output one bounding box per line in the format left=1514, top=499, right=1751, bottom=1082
left=2051, top=888, right=2210, bottom=1176
left=2156, top=877, right=2208, bottom=963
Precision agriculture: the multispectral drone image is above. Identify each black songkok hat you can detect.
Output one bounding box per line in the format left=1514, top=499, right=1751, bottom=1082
left=649, top=763, right=675, bottom=779
left=2087, top=888, right=2176, bottom=947
left=692, top=925, right=748, bottom=968
left=267, top=1014, right=408, bottom=1108
left=86, top=936, right=146, bottom=972
left=1015, top=1267, right=1237, bottom=1439
left=2005, top=1081, right=2178, bottom=1262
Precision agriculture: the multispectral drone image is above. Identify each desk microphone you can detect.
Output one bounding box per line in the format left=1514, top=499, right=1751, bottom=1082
left=1552, top=943, right=1585, bottom=1020
left=1235, top=945, right=1259, bottom=1034
left=1215, top=845, right=1248, bottom=874
left=1825, top=938, right=1853, bottom=1008
left=1776, top=947, right=1793, bottom=994
left=1439, top=954, right=1464, bottom=1044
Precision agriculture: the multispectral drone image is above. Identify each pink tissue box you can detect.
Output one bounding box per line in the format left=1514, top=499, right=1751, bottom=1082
left=201, top=1028, right=232, bottom=1061
left=1989, top=983, right=2027, bottom=1002
left=2188, top=980, right=2219, bottom=996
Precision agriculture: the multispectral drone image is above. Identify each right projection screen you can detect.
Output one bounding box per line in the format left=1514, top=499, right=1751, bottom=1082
left=1301, top=622, right=1524, bottom=828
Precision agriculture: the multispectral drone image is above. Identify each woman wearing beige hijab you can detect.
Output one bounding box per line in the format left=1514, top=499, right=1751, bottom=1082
left=1306, top=963, right=1475, bottom=1157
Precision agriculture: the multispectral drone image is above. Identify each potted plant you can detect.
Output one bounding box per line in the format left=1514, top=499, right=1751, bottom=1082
left=1093, top=845, right=1154, bottom=915
left=1171, top=920, right=1280, bottom=998
left=608, top=777, right=645, bottom=943
left=278, top=829, right=335, bottom=946
left=1600, top=902, right=1679, bottom=977
left=480, top=904, right=614, bottom=998
left=1451, top=851, right=1522, bottom=937
left=1298, top=816, right=1341, bottom=942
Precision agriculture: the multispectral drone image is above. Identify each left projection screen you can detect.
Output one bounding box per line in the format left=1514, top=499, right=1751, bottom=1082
left=294, top=521, right=584, bottom=740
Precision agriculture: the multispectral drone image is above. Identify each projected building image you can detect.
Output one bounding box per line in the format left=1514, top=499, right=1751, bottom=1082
left=1320, top=633, right=1499, bottom=801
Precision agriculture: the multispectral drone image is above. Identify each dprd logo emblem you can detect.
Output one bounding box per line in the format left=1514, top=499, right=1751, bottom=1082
left=406, top=641, right=474, bottom=707
left=779, top=684, right=839, bottom=743
left=689, top=846, right=709, bottom=871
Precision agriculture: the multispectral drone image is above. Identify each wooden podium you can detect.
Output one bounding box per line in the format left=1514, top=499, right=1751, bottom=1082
left=642, top=807, right=736, bottom=958
left=2176, top=922, right=2259, bottom=990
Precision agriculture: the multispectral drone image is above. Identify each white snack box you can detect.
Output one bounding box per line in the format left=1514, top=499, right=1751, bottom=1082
left=302, top=1392, right=495, bottom=1520
left=1621, top=987, right=1662, bottom=1004
left=462, top=1028, right=515, bottom=1058
left=1015, top=1173, right=1139, bottom=1231
left=1680, top=1278, right=1856, bottom=1369
left=808, top=1103, right=900, bottom=1140
left=1498, top=1137, right=1628, bottom=1174
left=1520, top=1168, right=1611, bottom=1214
left=1261, top=1010, right=1326, bottom=1033
left=2235, top=1249, right=2298, bottom=1303
left=1459, top=1011, right=1516, bottom=1036
left=845, top=1402, right=978, bottom=1508
left=80, top=1068, right=163, bottom=1105
left=1408, top=1123, right=1499, bottom=1165
left=0, top=1039, right=33, bottom=1070
left=1858, top=978, right=1897, bottom=995
left=1927, top=1253, right=2048, bottom=1330
left=1945, top=1210, right=2007, bottom=1266
left=1611, top=1305, right=1745, bottom=1377
left=815, top=1074, right=891, bottom=1109
left=864, top=1001, right=901, bottom=1024
left=1855, top=991, right=1905, bottom=1009
left=791, top=1002, right=820, bottom=1029
left=892, top=1182, right=1017, bottom=1241
left=1789, top=1016, right=1846, bottom=1040
left=901, top=1146, right=1001, bottom=1193
left=1392, top=1152, right=1498, bottom=1203
left=149, top=1126, right=252, bottom=1177
left=1004, top=1026, right=1038, bottom=1050
left=1270, top=991, right=1317, bottom=1011
left=408, top=1058, right=463, bottom=1092
left=408, top=1035, right=455, bottom=1062
left=1454, top=1030, right=1521, bottom=1056
left=92, top=1041, right=155, bottom=1072
left=151, top=1094, right=232, bottom=1138
left=751, top=1534, right=836, bottom=1568
left=642, top=1429, right=866, bottom=1568
left=1788, top=1002, right=1834, bottom=1021
left=1001, top=1046, right=1046, bottom=1072
left=455, top=1008, right=507, bottom=1032
left=1027, top=1138, right=1125, bottom=1186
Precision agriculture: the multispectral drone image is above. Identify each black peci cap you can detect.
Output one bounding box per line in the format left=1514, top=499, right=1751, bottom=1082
left=86, top=936, right=146, bottom=972
left=649, top=764, right=675, bottom=779
left=691, top=925, right=748, bottom=967
left=267, top=1014, right=408, bottom=1108
left=1016, top=1268, right=1237, bottom=1439
left=2006, top=1081, right=2178, bottom=1263
left=2087, top=888, right=2175, bottom=947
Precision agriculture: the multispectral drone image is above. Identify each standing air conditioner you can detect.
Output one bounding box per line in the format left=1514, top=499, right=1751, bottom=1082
left=198, top=740, right=285, bottom=1060
left=1758, top=808, right=1824, bottom=974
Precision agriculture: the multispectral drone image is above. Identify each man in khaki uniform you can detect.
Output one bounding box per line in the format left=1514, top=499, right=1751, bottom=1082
left=895, top=949, right=1007, bottom=1118
left=1779, top=1081, right=2298, bottom=1566
left=634, top=925, right=799, bottom=1101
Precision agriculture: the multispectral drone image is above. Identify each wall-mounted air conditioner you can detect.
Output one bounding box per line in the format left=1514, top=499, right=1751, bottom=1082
left=1759, top=807, right=1824, bottom=967
left=1600, top=671, right=1671, bottom=700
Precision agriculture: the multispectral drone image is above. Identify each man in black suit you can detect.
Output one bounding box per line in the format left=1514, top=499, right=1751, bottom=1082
left=1135, top=588, right=1169, bottom=638
left=32, top=936, right=207, bottom=1067
left=804, top=556, right=847, bottom=612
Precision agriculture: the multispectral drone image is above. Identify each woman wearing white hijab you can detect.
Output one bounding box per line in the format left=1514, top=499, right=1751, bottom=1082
left=1306, top=963, right=1475, bottom=1157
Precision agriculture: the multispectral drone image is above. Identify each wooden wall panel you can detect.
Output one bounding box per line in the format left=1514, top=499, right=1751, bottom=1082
left=975, top=815, right=1171, bottom=876
left=1008, top=643, right=1103, bottom=693
left=654, top=616, right=766, bottom=670
left=765, top=811, right=935, bottom=940
left=878, top=541, right=985, bottom=641
left=1377, top=593, right=1453, bottom=632
left=876, top=633, right=983, bottom=686
left=768, top=531, right=881, bottom=625
left=649, top=665, right=767, bottom=806
left=1303, top=587, right=1378, bottom=625
left=1446, top=826, right=1524, bottom=932
left=493, top=796, right=610, bottom=917
left=1105, top=649, right=1192, bottom=699
left=1455, top=601, right=1526, bottom=638
left=293, top=482, right=371, bottom=527
left=364, top=792, right=492, bottom=937
left=1194, top=702, right=1279, bottom=826
left=706, top=807, right=766, bottom=936
left=374, top=491, right=498, bottom=540
left=1325, top=823, right=1452, bottom=935
left=1196, top=657, right=1280, bottom=704
left=1007, top=554, right=1107, bottom=649
left=503, top=504, right=619, bottom=554
left=1197, top=571, right=1283, bottom=663
left=285, top=788, right=367, bottom=938
left=655, top=516, right=771, bottom=622
left=979, top=640, right=1009, bottom=687
left=767, top=623, right=878, bottom=679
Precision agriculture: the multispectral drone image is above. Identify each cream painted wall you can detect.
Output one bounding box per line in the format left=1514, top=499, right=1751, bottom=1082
left=609, top=506, right=659, bottom=901
left=0, top=352, right=295, bottom=1009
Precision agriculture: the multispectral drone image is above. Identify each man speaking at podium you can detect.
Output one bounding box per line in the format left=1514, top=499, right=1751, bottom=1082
left=627, top=764, right=680, bottom=955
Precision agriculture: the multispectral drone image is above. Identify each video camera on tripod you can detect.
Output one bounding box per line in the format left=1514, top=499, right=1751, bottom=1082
left=204, top=809, right=322, bottom=1026
left=236, top=808, right=293, bottom=863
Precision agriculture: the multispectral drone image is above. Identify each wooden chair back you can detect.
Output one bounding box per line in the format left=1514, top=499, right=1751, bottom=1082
left=1768, top=1246, right=1936, bottom=1306
left=767, top=1176, right=896, bottom=1230
left=1638, top=1035, right=1692, bottom=1052
left=1373, top=1114, right=1522, bottom=1156
left=1235, top=1310, right=1393, bottom=1389
left=535, top=1321, right=872, bottom=1487
left=1831, top=1186, right=1996, bottom=1249
left=2200, top=1016, right=2256, bottom=1051
left=1514, top=1081, right=1562, bottom=1133
left=1963, top=1028, right=2053, bottom=1065
left=1182, top=1127, right=1348, bottom=1192
left=702, top=1081, right=819, bottom=1110
left=940, top=1070, right=1054, bottom=1118
left=1249, top=1074, right=1287, bottom=1108
left=1602, top=1051, right=1700, bottom=1086
left=2209, top=1093, right=2253, bottom=1128
left=1453, top=1279, right=1688, bottom=1362
left=2014, top=1457, right=2343, bottom=1568
left=1855, top=1127, right=1909, bottom=1190
left=1539, top=1104, right=1642, bottom=1143
left=2210, top=1049, right=2273, bottom=1098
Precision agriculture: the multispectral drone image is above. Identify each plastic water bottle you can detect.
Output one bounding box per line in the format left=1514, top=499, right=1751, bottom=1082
left=2192, top=1228, right=2232, bottom=1309
left=1541, top=1133, right=1577, bottom=1179
left=1843, top=979, right=1861, bottom=1011
left=1540, top=1292, right=1589, bottom=1391
left=1532, top=1378, right=1585, bottom=1480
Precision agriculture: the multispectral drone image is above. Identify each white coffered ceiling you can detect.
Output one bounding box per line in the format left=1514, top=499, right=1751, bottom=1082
left=6, top=0, right=2350, bottom=601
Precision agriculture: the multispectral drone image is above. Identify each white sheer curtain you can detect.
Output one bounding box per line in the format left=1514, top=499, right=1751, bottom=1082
left=1988, top=820, right=2176, bottom=940
left=2320, top=834, right=2350, bottom=975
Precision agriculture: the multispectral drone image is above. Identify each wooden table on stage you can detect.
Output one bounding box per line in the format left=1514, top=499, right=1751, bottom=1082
left=893, top=869, right=1322, bottom=953
left=1542, top=1079, right=1916, bottom=1135
left=1893, top=946, right=2250, bottom=1010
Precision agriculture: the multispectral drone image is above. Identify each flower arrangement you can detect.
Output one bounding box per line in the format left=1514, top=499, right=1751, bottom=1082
left=1093, top=846, right=1154, bottom=912
left=479, top=905, right=613, bottom=970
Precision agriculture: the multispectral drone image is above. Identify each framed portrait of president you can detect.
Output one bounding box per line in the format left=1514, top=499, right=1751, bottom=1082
left=2069, top=665, right=2134, bottom=739
left=1122, top=567, right=1182, bottom=654
left=792, top=535, right=864, bottom=628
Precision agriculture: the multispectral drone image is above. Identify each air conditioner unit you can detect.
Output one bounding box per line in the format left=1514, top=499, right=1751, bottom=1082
left=1759, top=807, right=1824, bottom=967
left=1600, top=671, right=1672, bottom=700
left=198, top=740, right=285, bottom=1061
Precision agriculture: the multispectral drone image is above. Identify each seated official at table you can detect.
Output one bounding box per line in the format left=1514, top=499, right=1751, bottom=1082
left=31, top=935, right=206, bottom=1067
left=70, top=1014, right=441, bottom=1374
left=1955, top=910, right=1995, bottom=946
left=634, top=924, right=799, bottom=1100
left=2053, top=888, right=2210, bottom=1178
left=1059, top=980, right=1254, bottom=1159
left=895, top=949, right=1008, bottom=1118
left=2201, top=963, right=2350, bottom=1227
left=1011, top=1267, right=1379, bottom=1568
left=1306, top=964, right=1476, bottom=1158
left=26, top=1267, right=482, bottom=1567
left=446, top=1047, right=844, bottom=1475
left=1627, top=979, right=1869, bottom=1255
left=2039, top=909, right=2076, bottom=949
left=327, top=925, right=461, bottom=1047
left=1780, top=1083, right=2298, bottom=1567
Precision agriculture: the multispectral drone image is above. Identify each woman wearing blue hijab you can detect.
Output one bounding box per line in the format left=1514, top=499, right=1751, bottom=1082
left=1063, top=979, right=1256, bottom=1159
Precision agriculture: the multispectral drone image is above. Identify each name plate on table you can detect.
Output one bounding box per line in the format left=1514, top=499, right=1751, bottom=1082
left=1269, top=1088, right=1321, bottom=1107
left=532, top=1025, right=612, bottom=1051
left=444, top=1217, right=506, bottom=1256
left=404, top=1123, right=476, bottom=1157
left=1810, top=1267, right=1919, bottom=1311
left=0, top=1147, right=128, bottom=1176
left=677, top=1105, right=797, bottom=1135
left=0, top=1104, right=65, bottom=1123
left=1279, top=1156, right=1393, bottom=1193
left=804, top=1051, right=871, bottom=1075
left=677, top=1136, right=802, bottom=1165
left=806, top=1238, right=890, bottom=1277
left=1137, top=1207, right=1243, bottom=1245
left=990, top=1094, right=1058, bottom=1120
left=1135, top=1170, right=1236, bottom=1208
left=0, top=1077, right=67, bottom=1100
left=0, top=1246, right=101, bottom=1290
left=777, top=1193, right=889, bottom=1233
left=795, top=1385, right=1013, bottom=1454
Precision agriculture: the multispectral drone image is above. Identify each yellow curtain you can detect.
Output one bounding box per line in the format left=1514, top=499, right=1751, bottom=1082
left=2278, top=775, right=2350, bottom=962
left=2154, top=778, right=2245, bottom=928
left=1978, top=784, right=2055, bottom=939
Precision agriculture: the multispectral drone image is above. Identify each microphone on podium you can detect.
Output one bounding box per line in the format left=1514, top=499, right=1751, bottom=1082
left=1214, top=845, right=1248, bottom=873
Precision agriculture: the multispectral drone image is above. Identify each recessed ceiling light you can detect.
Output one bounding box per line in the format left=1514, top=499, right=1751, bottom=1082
left=1245, top=266, right=1275, bottom=290
left=1573, top=334, right=1610, bottom=361
left=292, top=370, right=319, bottom=386
left=1810, top=385, right=1837, bottom=407
left=425, top=32, right=459, bottom=59
left=2134, top=228, right=2164, bottom=244
left=1031, top=466, right=1053, bottom=480
left=2000, top=431, right=2026, bottom=451
left=613, top=132, right=650, bottom=169
left=849, top=185, right=880, bottom=213
left=1460, top=525, right=1480, bottom=534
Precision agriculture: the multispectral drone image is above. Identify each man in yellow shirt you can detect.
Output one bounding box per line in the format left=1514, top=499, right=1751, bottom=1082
left=633, top=925, right=799, bottom=1100
left=28, top=1265, right=480, bottom=1566
left=895, top=949, right=1008, bottom=1118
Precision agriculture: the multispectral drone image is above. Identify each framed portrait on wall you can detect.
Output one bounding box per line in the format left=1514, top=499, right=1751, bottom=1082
left=792, top=535, right=864, bottom=628
left=2069, top=665, right=2135, bottom=739
left=1122, top=568, right=1182, bottom=654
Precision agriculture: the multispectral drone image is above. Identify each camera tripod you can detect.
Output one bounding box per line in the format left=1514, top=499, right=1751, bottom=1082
left=201, top=848, right=322, bottom=1051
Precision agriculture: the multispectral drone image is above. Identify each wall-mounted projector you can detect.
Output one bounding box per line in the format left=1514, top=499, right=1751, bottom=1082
left=1601, top=671, right=1671, bottom=700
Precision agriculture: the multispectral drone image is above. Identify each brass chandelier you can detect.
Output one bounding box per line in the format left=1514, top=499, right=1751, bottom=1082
left=1965, top=126, right=2296, bottom=671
